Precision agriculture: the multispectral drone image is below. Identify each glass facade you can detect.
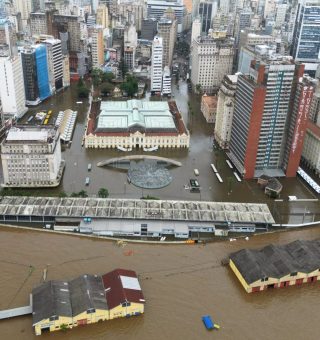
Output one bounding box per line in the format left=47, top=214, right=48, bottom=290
left=35, top=45, right=51, bottom=101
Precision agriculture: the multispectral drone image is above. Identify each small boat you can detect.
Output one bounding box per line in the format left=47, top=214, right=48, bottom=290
left=85, top=177, right=90, bottom=185
left=202, top=315, right=220, bottom=330
left=88, top=163, right=92, bottom=171
left=143, top=146, right=158, bottom=152
left=117, top=146, right=132, bottom=152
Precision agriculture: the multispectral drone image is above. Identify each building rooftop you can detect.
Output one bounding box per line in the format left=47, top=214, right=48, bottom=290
left=4, top=126, right=58, bottom=144
left=230, top=239, right=320, bottom=284
left=0, top=196, right=275, bottom=224
left=96, top=100, right=177, bottom=131
left=202, top=94, right=217, bottom=109
left=102, top=269, right=145, bottom=310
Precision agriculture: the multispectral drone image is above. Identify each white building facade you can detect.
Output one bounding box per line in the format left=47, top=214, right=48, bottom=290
left=151, top=36, right=163, bottom=93
left=1, top=126, right=64, bottom=187
left=191, top=33, right=234, bottom=94
left=214, top=74, right=238, bottom=149
left=0, top=51, right=27, bottom=119
left=162, top=66, right=171, bottom=95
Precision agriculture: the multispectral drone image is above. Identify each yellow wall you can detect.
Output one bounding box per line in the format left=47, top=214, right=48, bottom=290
left=229, top=259, right=250, bottom=293
left=109, top=303, right=144, bottom=320
left=34, top=316, right=73, bottom=335
left=72, top=309, right=109, bottom=324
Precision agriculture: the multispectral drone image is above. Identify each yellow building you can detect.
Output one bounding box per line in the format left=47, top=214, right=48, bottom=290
left=32, top=270, right=145, bottom=335
left=201, top=94, right=217, bottom=123
left=102, top=269, right=145, bottom=319
left=229, top=240, right=320, bottom=293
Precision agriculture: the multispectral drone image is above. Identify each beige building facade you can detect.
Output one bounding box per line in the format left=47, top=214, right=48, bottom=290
left=214, top=74, right=237, bottom=149
left=200, top=94, right=217, bottom=123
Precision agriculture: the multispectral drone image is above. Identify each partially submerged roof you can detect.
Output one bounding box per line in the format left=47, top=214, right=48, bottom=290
left=102, top=269, right=145, bottom=309
left=32, top=280, right=72, bottom=325
left=230, top=239, right=320, bottom=284
left=69, top=274, right=108, bottom=315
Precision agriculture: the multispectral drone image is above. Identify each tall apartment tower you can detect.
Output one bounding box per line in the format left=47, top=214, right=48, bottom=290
left=96, top=4, right=109, bottom=28
left=151, top=36, right=163, bottom=93
left=191, top=17, right=201, bottom=42
left=214, top=74, right=238, bottom=149
left=162, top=66, right=172, bottom=95
left=43, top=38, right=63, bottom=92
left=191, top=32, right=234, bottom=94
left=157, top=17, right=177, bottom=68
left=228, top=56, right=311, bottom=179
left=291, top=0, right=320, bottom=75
left=198, top=0, right=218, bottom=34
left=1, top=125, right=64, bottom=187
left=0, top=45, right=27, bottom=119
left=89, top=25, right=104, bottom=69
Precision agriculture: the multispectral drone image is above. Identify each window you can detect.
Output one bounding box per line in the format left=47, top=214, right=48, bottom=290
left=290, top=272, right=297, bottom=277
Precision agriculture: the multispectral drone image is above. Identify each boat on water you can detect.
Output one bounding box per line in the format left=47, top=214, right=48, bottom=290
left=143, top=146, right=158, bottom=152
left=88, top=163, right=92, bottom=171
left=117, top=146, right=132, bottom=152
left=85, top=177, right=90, bottom=185
left=202, top=315, right=220, bottom=330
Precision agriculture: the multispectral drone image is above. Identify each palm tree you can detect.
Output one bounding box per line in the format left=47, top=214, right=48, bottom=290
left=98, top=188, right=109, bottom=198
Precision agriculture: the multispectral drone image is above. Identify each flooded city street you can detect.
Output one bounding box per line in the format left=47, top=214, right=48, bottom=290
left=15, top=81, right=319, bottom=224
left=0, top=227, right=320, bottom=339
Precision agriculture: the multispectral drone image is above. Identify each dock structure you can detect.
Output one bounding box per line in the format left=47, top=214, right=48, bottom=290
left=0, top=295, right=32, bottom=320
left=0, top=196, right=275, bottom=238
left=229, top=239, right=320, bottom=293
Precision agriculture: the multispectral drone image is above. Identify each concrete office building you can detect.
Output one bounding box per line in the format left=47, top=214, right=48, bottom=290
left=0, top=45, right=27, bottom=119
left=162, top=66, right=172, bottom=95
left=12, top=0, right=32, bottom=29
left=43, top=38, right=63, bottom=92
left=89, top=25, right=104, bottom=69
left=191, top=17, right=201, bottom=42
left=96, top=4, right=109, bottom=28
left=275, top=3, right=287, bottom=28
left=291, top=0, right=320, bottom=75
left=228, top=55, right=313, bottom=179
left=147, top=0, right=186, bottom=33
left=302, top=120, right=320, bottom=176
left=157, top=17, right=177, bottom=68
left=1, top=125, right=64, bottom=187
left=151, top=36, right=163, bottom=93
left=198, top=0, right=218, bottom=34
left=190, top=32, right=234, bottom=94
left=30, top=12, right=48, bottom=36
left=214, top=74, right=238, bottom=148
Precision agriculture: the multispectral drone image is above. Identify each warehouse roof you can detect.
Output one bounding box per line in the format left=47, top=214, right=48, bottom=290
left=0, top=197, right=275, bottom=224
left=230, top=239, right=320, bottom=284
left=102, top=269, right=145, bottom=310
left=69, top=274, right=108, bottom=316
left=32, top=280, right=72, bottom=325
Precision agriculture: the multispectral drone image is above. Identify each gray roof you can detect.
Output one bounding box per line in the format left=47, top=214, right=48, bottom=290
left=32, top=275, right=108, bottom=324
left=0, top=196, right=275, bottom=224
left=32, top=281, right=72, bottom=325
left=69, top=274, right=108, bottom=316
left=230, top=239, right=320, bottom=284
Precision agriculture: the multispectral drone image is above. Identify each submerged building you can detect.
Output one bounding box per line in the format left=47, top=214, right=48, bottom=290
left=84, top=99, right=189, bottom=149
left=32, top=269, right=145, bottom=335
left=1, top=125, right=64, bottom=187
left=229, top=239, right=320, bottom=293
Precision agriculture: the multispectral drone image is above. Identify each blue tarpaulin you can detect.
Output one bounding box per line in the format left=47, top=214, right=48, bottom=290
left=202, top=315, right=214, bottom=330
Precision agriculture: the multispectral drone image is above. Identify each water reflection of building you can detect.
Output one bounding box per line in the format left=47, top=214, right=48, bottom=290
left=85, top=99, right=189, bottom=149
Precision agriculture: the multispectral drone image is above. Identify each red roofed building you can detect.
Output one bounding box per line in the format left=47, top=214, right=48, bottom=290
left=102, top=269, right=145, bottom=319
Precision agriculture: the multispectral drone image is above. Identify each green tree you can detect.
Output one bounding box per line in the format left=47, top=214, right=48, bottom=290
left=120, top=75, right=138, bottom=97
left=78, top=190, right=88, bottom=198
left=98, top=188, right=109, bottom=198
left=100, top=82, right=115, bottom=96
left=77, top=78, right=90, bottom=98
left=91, top=68, right=103, bottom=88
left=58, top=191, right=68, bottom=198
left=102, top=71, right=115, bottom=83
left=196, top=83, right=202, bottom=94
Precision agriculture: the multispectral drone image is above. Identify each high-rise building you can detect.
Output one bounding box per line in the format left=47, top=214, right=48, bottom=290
left=157, top=16, right=177, bottom=68
left=275, top=3, right=287, bottom=28
left=162, top=66, right=171, bottom=95
left=228, top=55, right=312, bottom=179
left=43, top=38, right=63, bottom=92
left=141, top=18, right=158, bottom=41
left=21, top=45, right=51, bottom=105
left=198, top=0, right=218, bottom=34
left=147, top=0, right=186, bottom=33
left=0, top=45, right=27, bottom=119
left=12, top=0, right=32, bottom=30
left=291, top=0, right=320, bottom=75
left=234, top=8, right=252, bottom=45
left=151, top=36, right=163, bottom=93
left=1, top=125, right=64, bottom=187
left=214, top=74, right=238, bottom=149
left=191, top=32, right=234, bottom=94
left=191, top=17, right=201, bottom=42
left=96, top=4, right=109, bottom=28
left=30, top=12, right=48, bottom=36
left=89, top=25, right=104, bottom=69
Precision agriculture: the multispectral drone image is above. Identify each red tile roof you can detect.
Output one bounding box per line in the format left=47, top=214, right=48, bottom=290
left=101, top=269, right=145, bottom=310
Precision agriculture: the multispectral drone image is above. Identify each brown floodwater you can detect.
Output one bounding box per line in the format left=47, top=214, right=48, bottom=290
left=0, top=227, right=319, bottom=340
